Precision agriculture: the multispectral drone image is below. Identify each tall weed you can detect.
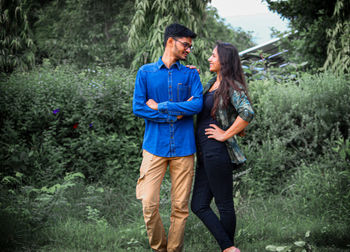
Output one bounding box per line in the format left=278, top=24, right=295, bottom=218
left=242, top=72, right=350, bottom=194
left=0, top=64, right=143, bottom=186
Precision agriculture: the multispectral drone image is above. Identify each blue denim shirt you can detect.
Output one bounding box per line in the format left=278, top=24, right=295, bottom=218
left=133, top=57, right=203, bottom=157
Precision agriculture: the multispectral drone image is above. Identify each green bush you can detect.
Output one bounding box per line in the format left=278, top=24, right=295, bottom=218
left=241, top=72, right=350, bottom=194
left=1, top=66, right=349, bottom=251
left=287, top=137, right=350, bottom=222
left=0, top=171, right=140, bottom=250
left=0, top=63, right=143, bottom=186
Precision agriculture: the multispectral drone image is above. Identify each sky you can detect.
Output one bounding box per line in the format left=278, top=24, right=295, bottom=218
left=209, top=0, right=290, bottom=45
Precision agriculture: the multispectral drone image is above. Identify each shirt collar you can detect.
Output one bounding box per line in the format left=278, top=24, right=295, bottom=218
left=157, top=57, right=181, bottom=70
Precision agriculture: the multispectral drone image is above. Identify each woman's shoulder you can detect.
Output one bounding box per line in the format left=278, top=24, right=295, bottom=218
left=203, top=76, right=216, bottom=92
left=228, top=81, right=245, bottom=96
left=234, top=80, right=244, bottom=90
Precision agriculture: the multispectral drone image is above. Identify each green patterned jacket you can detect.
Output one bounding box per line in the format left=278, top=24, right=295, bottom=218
left=202, top=76, right=254, bottom=164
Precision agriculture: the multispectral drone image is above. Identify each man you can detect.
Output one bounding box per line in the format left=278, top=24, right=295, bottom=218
left=133, top=23, right=203, bottom=252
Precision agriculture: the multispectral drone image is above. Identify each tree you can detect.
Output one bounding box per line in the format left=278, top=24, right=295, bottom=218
left=323, top=0, right=350, bottom=74
left=128, top=1, right=255, bottom=71
left=128, top=0, right=212, bottom=69
left=265, top=0, right=349, bottom=71
left=0, top=0, right=35, bottom=73
left=34, top=0, right=135, bottom=68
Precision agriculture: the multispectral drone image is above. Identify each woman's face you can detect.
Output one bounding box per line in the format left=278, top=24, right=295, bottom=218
left=208, top=47, right=220, bottom=73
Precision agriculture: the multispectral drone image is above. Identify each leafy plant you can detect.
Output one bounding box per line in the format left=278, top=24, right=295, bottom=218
left=0, top=65, right=143, bottom=186
left=241, top=71, right=350, bottom=195
left=265, top=0, right=350, bottom=71
left=266, top=231, right=312, bottom=252
left=323, top=0, right=350, bottom=74
left=0, top=0, right=35, bottom=73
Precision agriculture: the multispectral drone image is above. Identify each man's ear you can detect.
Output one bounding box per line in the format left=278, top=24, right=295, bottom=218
left=166, top=37, right=174, bottom=48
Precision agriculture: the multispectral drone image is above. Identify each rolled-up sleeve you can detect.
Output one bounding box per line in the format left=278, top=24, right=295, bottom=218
left=231, top=90, right=254, bottom=123
left=158, top=70, right=203, bottom=116
left=133, top=70, right=177, bottom=123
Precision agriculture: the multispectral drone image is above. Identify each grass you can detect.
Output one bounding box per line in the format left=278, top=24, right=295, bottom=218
left=236, top=196, right=350, bottom=252
left=5, top=179, right=345, bottom=252
left=2, top=151, right=349, bottom=252
left=2, top=62, right=349, bottom=252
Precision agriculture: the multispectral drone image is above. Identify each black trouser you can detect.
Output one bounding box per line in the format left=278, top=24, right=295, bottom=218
left=191, top=139, right=236, bottom=250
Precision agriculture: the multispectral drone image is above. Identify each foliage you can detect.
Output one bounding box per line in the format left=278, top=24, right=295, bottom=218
left=241, top=72, right=350, bottom=194
left=0, top=171, right=139, bottom=250
left=288, top=138, right=350, bottom=218
left=128, top=1, right=255, bottom=71
left=265, top=0, right=349, bottom=71
left=263, top=137, right=350, bottom=251
left=1, top=65, right=349, bottom=196
left=33, top=0, right=135, bottom=68
left=266, top=231, right=312, bottom=252
left=2, top=0, right=255, bottom=73
left=0, top=171, right=85, bottom=249
left=1, top=66, right=350, bottom=251
left=0, top=63, right=143, bottom=186
left=128, top=0, right=211, bottom=69
left=2, top=156, right=348, bottom=251
left=0, top=0, right=35, bottom=73
left=323, top=0, right=350, bottom=74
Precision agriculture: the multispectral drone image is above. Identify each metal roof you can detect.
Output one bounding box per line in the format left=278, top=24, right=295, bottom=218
left=239, top=34, right=291, bottom=67
left=239, top=33, right=291, bottom=59
left=239, top=37, right=281, bottom=58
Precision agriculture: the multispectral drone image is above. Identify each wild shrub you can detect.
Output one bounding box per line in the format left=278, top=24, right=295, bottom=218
left=0, top=63, right=143, bottom=186
left=280, top=136, right=350, bottom=248
left=241, top=72, right=350, bottom=194
left=287, top=136, right=350, bottom=222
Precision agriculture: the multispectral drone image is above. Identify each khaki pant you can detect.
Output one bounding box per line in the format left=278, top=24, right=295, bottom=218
left=136, top=150, right=194, bottom=252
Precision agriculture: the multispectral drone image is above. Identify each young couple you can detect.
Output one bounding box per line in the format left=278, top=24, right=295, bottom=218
left=133, top=23, right=254, bottom=252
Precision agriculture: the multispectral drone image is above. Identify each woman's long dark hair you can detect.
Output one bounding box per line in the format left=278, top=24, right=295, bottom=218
left=211, top=42, right=249, bottom=118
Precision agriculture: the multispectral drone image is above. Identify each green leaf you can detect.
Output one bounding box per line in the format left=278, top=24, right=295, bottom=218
left=276, top=246, right=289, bottom=252
left=15, top=171, right=24, bottom=178
left=64, top=172, right=85, bottom=181
left=294, top=241, right=306, bottom=247
left=266, top=245, right=277, bottom=251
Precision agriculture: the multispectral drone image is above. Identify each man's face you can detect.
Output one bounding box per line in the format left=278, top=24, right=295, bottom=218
left=171, top=37, right=193, bottom=61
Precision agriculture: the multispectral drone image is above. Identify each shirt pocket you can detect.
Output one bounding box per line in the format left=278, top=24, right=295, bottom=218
left=177, top=83, right=191, bottom=102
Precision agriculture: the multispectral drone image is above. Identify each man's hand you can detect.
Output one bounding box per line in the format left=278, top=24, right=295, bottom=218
left=146, top=99, right=158, bottom=110
left=186, top=65, right=200, bottom=74
left=177, top=96, right=194, bottom=120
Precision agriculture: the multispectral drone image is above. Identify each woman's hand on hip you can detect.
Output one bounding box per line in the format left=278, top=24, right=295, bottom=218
left=205, top=124, right=227, bottom=142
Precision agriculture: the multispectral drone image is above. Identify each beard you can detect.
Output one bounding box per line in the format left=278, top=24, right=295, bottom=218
left=174, top=44, right=189, bottom=61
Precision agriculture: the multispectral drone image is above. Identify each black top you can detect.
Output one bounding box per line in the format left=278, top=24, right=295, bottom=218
left=196, top=90, right=217, bottom=142
left=196, top=90, right=227, bottom=153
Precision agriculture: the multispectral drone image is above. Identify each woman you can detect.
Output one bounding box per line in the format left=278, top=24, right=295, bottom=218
left=191, top=42, right=254, bottom=252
